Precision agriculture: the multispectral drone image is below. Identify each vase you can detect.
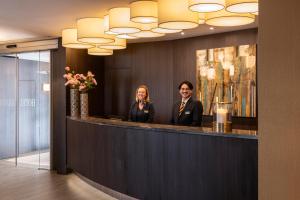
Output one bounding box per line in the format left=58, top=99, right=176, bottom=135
left=80, top=92, right=89, bottom=119
left=212, top=102, right=233, bottom=133
left=70, top=88, right=79, bottom=118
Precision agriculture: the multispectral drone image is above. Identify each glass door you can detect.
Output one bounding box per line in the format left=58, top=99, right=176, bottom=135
left=0, top=56, right=17, bottom=165
left=0, top=51, right=51, bottom=170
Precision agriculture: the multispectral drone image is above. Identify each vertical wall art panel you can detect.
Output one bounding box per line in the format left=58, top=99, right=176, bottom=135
left=196, top=44, right=256, bottom=117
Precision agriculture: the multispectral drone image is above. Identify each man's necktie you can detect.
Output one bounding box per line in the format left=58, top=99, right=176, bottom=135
left=178, top=101, right=185, bottom=116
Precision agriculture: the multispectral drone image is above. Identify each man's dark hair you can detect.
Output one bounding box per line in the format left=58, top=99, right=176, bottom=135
left=178, top=81, right=193, bottom=90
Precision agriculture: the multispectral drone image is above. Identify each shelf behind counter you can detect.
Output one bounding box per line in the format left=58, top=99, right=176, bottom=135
left=67, top=116, right=257, bottom=200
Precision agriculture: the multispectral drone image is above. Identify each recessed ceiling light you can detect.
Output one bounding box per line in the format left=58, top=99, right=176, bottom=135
left=210, top=27, right=215, bottom=30
left=181, top=32, right=185, bottom=35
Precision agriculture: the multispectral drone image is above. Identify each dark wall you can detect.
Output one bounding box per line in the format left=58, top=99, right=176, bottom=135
left=52, top=29, right=257, bottom=173
left=51, top=40, right=104, bottom=174
left=66, top=48, right=105, bottom=116
left=52, top=39, right=67, bottom=174
left=104, top=29, right=258, bottom=124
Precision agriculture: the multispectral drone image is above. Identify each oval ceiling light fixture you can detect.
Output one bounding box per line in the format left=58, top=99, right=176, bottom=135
left=88, top=47, right=113, bottom=56
left=62, top=28, right=95, bottom=49
left=109, top=7, right=141, bottom=34
left=130, top=23, right=165, bottom=38
left=206, top=10, right=255, bottom=26
left=130, top=0, right=158, bottom=24
left=151, top=27, right=182, bottom=34
left=158, top=0, right=199, bottom=30
left=99, top=38, right=127, bottom=50
left=226, top=0, right=258, bottom=13
left=117, top=34, right=139, bottom=39
left=104, top=15, right=118, bottom=35
left=198, top=13, right=206, bottom=24
left=189, top=0, right=225, bottom=13
left=77, top=18, right=115, bottom=44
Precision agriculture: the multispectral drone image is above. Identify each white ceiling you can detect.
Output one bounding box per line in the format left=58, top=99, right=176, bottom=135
left=0, top=0, right=258, bottom=44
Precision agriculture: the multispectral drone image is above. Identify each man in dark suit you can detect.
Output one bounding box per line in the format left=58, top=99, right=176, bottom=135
left=171, top=81, right=203, bottom=126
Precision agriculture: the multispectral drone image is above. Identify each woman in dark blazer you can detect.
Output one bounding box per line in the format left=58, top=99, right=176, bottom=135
left=128, top=85, right=155, bottom=123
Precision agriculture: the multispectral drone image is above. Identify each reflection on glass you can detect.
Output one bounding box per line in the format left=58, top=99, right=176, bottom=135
left=0, top=51, right=50, bottom=169
left=0, top=56, right=17, bottom=163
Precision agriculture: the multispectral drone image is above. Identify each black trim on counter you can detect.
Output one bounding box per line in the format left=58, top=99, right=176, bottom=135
left=68, top=116, right=257, bottom=140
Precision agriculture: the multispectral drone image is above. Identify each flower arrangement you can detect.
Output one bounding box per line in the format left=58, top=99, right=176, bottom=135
left=78, top=71, right=97, bottom=92
left=63, top=66, right=80, bottom=88
left=63, top=66, right=97, bottom=92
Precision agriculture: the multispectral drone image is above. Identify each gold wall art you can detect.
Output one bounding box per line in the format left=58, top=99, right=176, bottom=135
left=196, top=44, right=256, bottom=117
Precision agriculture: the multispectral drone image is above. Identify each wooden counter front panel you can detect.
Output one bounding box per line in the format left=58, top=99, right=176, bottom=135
left=67, top=119, right=257, bottom=200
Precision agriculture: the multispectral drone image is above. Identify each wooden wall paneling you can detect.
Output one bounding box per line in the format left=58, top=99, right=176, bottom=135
left=144, top=131, right=165, bottom=200
left=52, top=43, right=105, bottom=174
left=131, top=43, right=149, bottom=87
left=105, top=41, right=174, bottom=123
left=147, top=42, right=174, bottom=123
left=126, top=129, right=147, bottom=199
left=104, top=29, right=257, bottom=125
left=104, top=68, right=132, bottom=117
left=51, top=38, right=67, bottom=174
left=104, top=49, right=133, bottom=118
left=172, top=38, right=197, bottom=102
left=65, top=48, right=105, bottom=116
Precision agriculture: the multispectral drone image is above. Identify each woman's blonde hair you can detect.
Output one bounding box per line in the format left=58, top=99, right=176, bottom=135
left=135, top=85, right=150, bottom=102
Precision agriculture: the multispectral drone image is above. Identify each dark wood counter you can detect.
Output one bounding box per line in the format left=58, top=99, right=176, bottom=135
left=67, top=117, right=257, bottom=200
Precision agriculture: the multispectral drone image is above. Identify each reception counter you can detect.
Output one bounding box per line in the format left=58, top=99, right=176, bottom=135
left=67, top=117, right=257, bottom=200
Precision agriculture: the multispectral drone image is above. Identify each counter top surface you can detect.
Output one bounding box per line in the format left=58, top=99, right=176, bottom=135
left=67, top=116, right=257, bottom=140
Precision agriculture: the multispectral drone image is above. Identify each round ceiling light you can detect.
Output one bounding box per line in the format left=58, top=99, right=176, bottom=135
left=206, top=10, right=255, bottom=26
left=88, top=47, right=113, bottom=56
left=62, top=29, right=95, bottom=49
left=198, top=13, right=206, bottom=24
left=130, top=23, right=165, bottom=38
left=226, top=0, right=258, bottom=13
left=104, top=15, right=118, bottom=35
left=77, top=18, right=115, bottom=44
left=158, top=0, right=199, bottom=30
left=189, top=0, right=225, bottom=13
left=130, top=0, right=158, bottom=24
left=109, top=7, right=141, bottom=34
left=117, top=34, right=139, bottom=39
left=99, top=38, right=127, bottom=50
left=151, top=27, right=182, bottom=34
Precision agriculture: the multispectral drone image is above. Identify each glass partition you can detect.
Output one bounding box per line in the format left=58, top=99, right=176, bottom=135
left=0, top=51, right=50, bottom=169
left=0, top=56, right=17, bottom=164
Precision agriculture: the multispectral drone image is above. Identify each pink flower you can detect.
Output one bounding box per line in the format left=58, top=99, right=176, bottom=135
left=79, top=85, right=86, bottom=91
left=74, top=74, right=81, bottom=80
left=63, top=74, right=68, bottom=79
left=64, top=80, right=70, bottom=86
left=92, top=78, right=97, bottom=85
left=65, top=66, right=70, bottom=71
left=87, top=71, right=94, bottom=77
left=80, top=74, right=87, bottom=80
left=66, top=73, right=72, bottom=80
